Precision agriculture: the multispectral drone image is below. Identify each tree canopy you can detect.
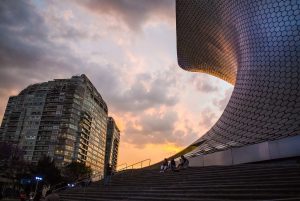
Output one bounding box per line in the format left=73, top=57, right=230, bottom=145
left=33, top=156, right=62, bottom=185
left=63, top=161, right=92, bottom=181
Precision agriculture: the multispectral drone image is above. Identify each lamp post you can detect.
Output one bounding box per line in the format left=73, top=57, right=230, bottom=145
left=33, top=176, right=43, bottom=200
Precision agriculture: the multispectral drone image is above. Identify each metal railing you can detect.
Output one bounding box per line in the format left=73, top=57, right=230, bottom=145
left=51, top=172, right=103, bottom=201
left=53, top=172, right=103, bottom=193
left=52, top=159, right=151, bottom=199
left=118, top=159, right=151, bottom=172
left=116, top=163, right=127, bottom=171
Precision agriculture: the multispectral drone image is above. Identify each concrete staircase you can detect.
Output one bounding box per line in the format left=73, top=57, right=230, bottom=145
left=59, top=163, right=300, bottom=201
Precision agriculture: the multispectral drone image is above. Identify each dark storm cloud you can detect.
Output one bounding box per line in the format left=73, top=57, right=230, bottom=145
left=0, top=0, right=46, bottom=68
left=76, top=0, right=175, bottom=30
left=0, top=0, right=84, bottom=74
left=0, top=0, right=85, bottom=118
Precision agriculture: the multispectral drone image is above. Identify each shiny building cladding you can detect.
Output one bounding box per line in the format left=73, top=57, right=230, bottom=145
left=176, top=0, right=300, bottom=160
left=0, top=75, right=108, bottom=175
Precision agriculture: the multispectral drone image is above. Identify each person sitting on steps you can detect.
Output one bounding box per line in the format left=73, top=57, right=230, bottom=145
left=160, top=158, right=169, bottom=173
left=177, top=155, right=189, bottom=170
left=169, top=158, right=177, bottom=171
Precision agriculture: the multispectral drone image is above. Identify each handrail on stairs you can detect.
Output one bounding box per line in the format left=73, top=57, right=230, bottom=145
left=116, top=163, right=127, bottom=171
left=117, top=159, right=151, bottom=172
left=53, top=172, right=103, bottom=193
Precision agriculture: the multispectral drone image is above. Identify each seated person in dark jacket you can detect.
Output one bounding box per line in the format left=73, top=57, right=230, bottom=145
left=177, top=155, right=189, bottom=169
left=169, top=159, right=177, bottom=171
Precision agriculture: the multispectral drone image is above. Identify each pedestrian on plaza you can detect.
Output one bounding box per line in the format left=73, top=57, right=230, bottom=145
left=19, top=190, right=27, bottom=201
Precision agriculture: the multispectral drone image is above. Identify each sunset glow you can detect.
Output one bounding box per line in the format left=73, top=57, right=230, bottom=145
left=0, top=0, right=233, bottom=166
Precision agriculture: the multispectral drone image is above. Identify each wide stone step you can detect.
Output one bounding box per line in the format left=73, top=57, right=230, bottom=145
left=110, top=174, right=300, bottom=183
left=115, top=167, right=300, bottom=177
left=64, top=181, right=300, bottom=193
left=61, top=197, right=300, bottom=201
left=109, top=171, right=300, bottom=183
left=61, top=187, right=300, bottom=195
left=107, top=178, right=300, bottom=187
left=113, top=167, right=300, bottom=178
left=63, top=182, right=299, bottom=193
left=113, top=172, right=300, bottom=180
left=112, top=172, right=300, bottom=179
left=63, top=183, right=300, bottom=193
left=60, top=191, right=299, bottom=200
left=59, top=164, right=300, bottom=201
left=60, top=192, right=298, bottom=201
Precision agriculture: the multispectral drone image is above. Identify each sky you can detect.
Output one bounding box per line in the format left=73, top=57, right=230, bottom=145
left=0, top=0, right=233, bottom=167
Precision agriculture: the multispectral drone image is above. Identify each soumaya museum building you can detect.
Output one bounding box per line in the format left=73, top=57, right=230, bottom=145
left=176, top=0, right=300, bottom=166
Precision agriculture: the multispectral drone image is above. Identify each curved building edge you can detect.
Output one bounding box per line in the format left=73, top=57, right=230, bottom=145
left=175, top=0, right=300, bottom=165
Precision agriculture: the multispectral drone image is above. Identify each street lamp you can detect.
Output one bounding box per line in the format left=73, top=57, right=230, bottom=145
left=32, top=176, right=43, bottom=200
left=35, top=176, right=43, bottom=181
left=68, top=183, right=75, bottom=188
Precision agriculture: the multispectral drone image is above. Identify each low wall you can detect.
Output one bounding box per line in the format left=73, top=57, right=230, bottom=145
left=189, top=135, right=300, bottom=167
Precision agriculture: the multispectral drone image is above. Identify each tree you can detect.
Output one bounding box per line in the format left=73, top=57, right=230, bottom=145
left=0, top=142, right=28, bottom=195
left=0, top=142, right=23, bottom=162
left=0, top=142, right=26, bottom=177
left=62, top=161, right=92, bottom=182
left=33, top=156, right=62, bottom=186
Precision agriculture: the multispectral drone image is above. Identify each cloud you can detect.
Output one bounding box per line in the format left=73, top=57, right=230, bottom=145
left=75, top=0, right=175, bottom=31
left=199, top=107, right=218, bottom=129
left=122, top=109, right=199, bottom=149
left=89, top=67, right=179, bottom=113
left=213, top=88, right=233, bottom=111
left=0, top=0, right=85, bottom=72
left=0, top=0, right=230, bottom=164
left=124, top=110, right=178, bottom=147
left=190, top=75, right=219, bottom=93
left=0, top=0, right=86, bottom=120
left=0, top=0, right=178, bottom=120
left=0, top=1, right=46, bottom=68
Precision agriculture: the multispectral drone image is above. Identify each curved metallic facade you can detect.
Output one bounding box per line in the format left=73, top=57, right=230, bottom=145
left=177, top=0, right=300, bottom=156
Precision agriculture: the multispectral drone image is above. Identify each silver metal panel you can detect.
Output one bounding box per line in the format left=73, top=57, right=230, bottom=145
left=189, top=155, right=204, bottom=167
left=203, top=149, right=233, bottom=166
left=189, top=135, right=300, bottom=167
left=232, top=142, right=270, bottom=164
left=270, top=135, right=300, bottom=159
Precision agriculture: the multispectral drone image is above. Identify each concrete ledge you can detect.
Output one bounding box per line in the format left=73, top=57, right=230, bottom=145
left=269, top=135, right=300, bottom=159
left=232, top=142, right=269, bottom=164
left=189, top=134, right=300, bottom=167
left=189, top=155, right=204, bottom=166
left=204, top=149, right=232, bottom=166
